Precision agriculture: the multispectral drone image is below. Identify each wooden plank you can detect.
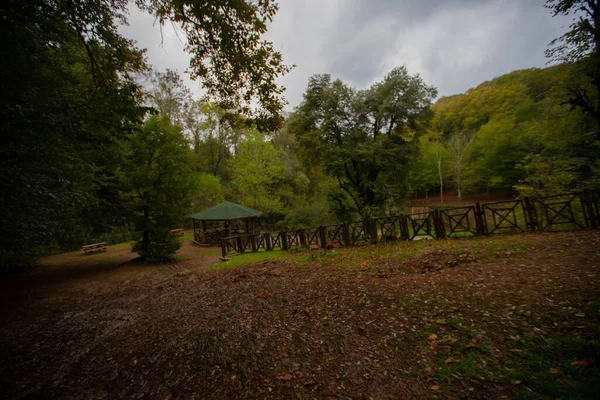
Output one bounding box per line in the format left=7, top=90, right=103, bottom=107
left=81, top=242, right=107, bottom=249
left=81, top=242, right=107, bottom=253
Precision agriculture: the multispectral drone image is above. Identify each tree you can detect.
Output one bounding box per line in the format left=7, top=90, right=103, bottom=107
left=137, top=0, right=293, bottom=122
left=148, top=69, right=192, bottom=125
left=124, top=116, right=197, bottom=260
left=515, top=154, right=582, bottom=196
left=0, top=0, right=290, bottom=265
left=407, top=135, right=440, bottom=199
left=429, top=65, right=597, bottom=198
left=194, top=101, right=245, bottom=177
left=409, top=132, right=447, bottom=202
left=433, top=140, right=446, bottom=203
left=546, top=0, right=600, bottom=129
left=0, top=0, right=147, bottom=266
left=448, top=132, right=475, bottom=201
left=230, top=129, right=286, bottom=213
left=289, top=67, right=437, bottom=219
left=193, top=173, right=225, bottom=211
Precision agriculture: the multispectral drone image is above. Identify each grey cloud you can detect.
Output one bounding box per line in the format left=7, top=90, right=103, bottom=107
left=120, top=0, right=574, bottom=109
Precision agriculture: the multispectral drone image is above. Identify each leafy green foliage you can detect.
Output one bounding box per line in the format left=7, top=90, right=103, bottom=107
left=230, top=129, right=286, bottom=213
left=137, top=0, right=293, bottom=124
left=546, top=0, right=600, bottom=128
left=0, top=0, right=293, bottom=264
left=426, top=65, right=598, bottom=197
left=0, top=0, right=146, bottom=265
left=124, top=116, right=197, bottom=259
left=289, top=67, right=437, bottom=219
left=148, top=69, right=193, bottom=126
left=131, top=225, right=182, bottom=261
left=194, top=173, right=225, bottom=211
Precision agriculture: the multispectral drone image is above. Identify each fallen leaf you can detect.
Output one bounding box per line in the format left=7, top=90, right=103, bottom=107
left=571, top=358, right=595, bottom=366
left=428, top=334, right=438, bottom=341
left=431, top=385, right=441, bottom=390
left=446, top=358, right=461, bottom=364
left=549, top=368, right=560, bottom=374
left=439, top=337, right=458, bottom=345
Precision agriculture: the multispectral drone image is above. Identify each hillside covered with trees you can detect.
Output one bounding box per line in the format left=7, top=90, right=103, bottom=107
left=410, top=64, right=599, bottom=201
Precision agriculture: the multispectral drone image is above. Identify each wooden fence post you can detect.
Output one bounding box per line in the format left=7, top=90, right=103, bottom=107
left=342, top=222, right=351, bottom=246
left=399, top=214, right=409, bottom=240
left=319, top=226, right=328, bottom=248
left=264, top=233, right=272, bottom=251
left=583, top=190, right=599, bottom=229
left=236, top=235, right=244, bottom=253
left=369, top=218, right=378, bottom=244
left=280, top=231, right=289, bottom=250
left=299, top=229, right=307, bottom=248
left=474, top=203, right=486, bottom=235
left=433, top=209, right=446, bottom=239
left=523, top=197, right=537, bottom=232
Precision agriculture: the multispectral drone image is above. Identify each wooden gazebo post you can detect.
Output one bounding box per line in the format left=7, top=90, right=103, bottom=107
left=202, top=220, right=207, bottom=243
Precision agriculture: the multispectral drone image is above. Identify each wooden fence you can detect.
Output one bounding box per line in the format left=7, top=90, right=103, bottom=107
left=220, top=190, right=600, bottom=258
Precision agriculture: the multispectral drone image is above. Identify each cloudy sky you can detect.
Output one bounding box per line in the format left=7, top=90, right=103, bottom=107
left=119, top=0, right=573, bottom=109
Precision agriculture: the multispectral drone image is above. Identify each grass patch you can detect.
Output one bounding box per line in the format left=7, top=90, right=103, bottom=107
left=209, top=249, right=289, bottom=270
left=507, top=335, right=600, bottom=399
left=182, top=231, right=194, bottom=241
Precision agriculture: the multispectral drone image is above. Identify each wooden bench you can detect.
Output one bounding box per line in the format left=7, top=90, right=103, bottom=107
left=169, top=228, right=185, bottom=236
left=81, top=242, right=107, bottom=254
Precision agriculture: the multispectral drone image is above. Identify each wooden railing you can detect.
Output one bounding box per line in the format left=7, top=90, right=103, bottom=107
left=220, top=190, right=599, bottom=258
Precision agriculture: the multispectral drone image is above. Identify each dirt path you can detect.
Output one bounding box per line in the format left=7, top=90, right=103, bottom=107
left=1, top=231, right=599, bottom=399
left=1, top=240, right=221, bottom=306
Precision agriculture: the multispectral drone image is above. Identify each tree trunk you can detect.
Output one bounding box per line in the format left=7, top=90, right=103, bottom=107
left=193, top=130, right=200, bottom=154
left=142, top=205, right=150, bottom=255
left=457, top=164, right=462, bottom=202
left=436, top=153, right=443, bottom=204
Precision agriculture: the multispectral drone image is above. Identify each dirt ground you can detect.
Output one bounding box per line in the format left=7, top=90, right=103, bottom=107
left=2, top=239, right=221, bottom=304
left=1, top=231, right=599, bottom=399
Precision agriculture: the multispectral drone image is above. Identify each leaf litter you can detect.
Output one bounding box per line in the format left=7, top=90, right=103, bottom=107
left=0, top=231, right=599, bottom=399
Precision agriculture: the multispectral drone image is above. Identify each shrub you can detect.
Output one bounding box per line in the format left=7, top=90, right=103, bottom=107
left=132, top=227, right=181, bottom=262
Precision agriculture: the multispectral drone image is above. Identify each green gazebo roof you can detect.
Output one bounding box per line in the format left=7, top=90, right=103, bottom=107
left=189, top=201, right=262, bottom=221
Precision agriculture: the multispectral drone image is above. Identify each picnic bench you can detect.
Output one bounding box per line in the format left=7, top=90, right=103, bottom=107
left=81, top=242, right=107, bottom=254
left=169, top=228, right=185, bottom=236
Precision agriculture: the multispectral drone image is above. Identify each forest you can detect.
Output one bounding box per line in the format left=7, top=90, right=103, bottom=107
left=1, top=0, right=598, bottom=267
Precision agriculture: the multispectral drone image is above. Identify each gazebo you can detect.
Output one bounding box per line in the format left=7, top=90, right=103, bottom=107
left=190, top=201, right=263, bottom=245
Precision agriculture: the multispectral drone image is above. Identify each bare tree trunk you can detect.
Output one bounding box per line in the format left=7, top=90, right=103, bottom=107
left=449, top=132, right=475, bottom=204
left=456, top=162, right=462, bottom=202
left=436, top=151, right=444, bottom=204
